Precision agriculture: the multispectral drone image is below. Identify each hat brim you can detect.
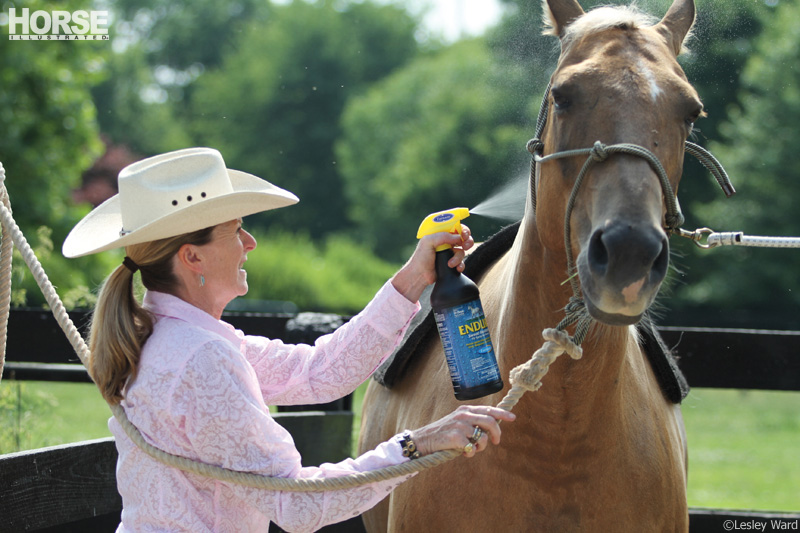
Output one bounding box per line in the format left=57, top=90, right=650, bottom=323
left=62, top=170, right=298, bottom=258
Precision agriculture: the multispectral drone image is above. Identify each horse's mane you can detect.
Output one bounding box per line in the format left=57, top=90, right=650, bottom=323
left=543, top=3, right=692, bottom=55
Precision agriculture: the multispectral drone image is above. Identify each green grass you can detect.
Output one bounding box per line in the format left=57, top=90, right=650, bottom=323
left=4, top=382, right=798, bottom=513
left=682, top=388, right=800, bottom=512
left=0, top=381, right=112, bottom=454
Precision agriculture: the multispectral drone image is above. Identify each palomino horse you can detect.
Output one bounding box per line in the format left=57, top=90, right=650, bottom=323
left=359, top=0, right=699, bottom=530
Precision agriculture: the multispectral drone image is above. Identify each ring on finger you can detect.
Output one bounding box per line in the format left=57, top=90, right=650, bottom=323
left=463, top=442, right=474, bottom=454
left=468, top=426, right=483, bottom=444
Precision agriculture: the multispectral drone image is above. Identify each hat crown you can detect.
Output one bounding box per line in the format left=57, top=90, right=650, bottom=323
left=119, top=148, right=234, bottom=234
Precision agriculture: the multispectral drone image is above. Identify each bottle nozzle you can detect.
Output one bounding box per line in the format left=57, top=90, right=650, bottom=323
left=417, top=208, right=470, bottom=251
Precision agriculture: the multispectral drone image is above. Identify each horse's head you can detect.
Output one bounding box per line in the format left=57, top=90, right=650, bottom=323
left=535, top=0, right=701, bottom=326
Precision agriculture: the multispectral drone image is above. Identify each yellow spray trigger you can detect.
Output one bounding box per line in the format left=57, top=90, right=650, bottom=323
left=416, top=208, right=470, bottom=252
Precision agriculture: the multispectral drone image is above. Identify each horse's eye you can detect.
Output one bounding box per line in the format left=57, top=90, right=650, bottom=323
left=685, top=105, right=703, bottom=128
left=551, top=88, right=572, bottom=111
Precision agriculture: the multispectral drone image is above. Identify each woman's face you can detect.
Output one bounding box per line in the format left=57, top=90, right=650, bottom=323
left=200, top=219, right=257, bottom=304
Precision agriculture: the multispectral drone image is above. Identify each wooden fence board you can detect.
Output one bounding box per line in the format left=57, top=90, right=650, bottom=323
left=0, top=438, right=120, bottom=533
left=661, top=327, right=800, bottom=391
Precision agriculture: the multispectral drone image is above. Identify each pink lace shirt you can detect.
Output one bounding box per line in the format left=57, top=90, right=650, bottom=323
left=110, top=282, right=420, bottom=532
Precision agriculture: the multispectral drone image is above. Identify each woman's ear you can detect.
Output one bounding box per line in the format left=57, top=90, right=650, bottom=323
left=175, top=243, right=204, bottom=275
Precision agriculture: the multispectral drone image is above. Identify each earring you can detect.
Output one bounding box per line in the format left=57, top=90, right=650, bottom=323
left=200, top=274, right=205, bottom=287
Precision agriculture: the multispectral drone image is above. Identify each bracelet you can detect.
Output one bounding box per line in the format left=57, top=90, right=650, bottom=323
left=399, top=431, right=421, bottom=460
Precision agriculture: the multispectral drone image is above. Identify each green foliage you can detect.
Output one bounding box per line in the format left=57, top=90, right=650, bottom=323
left=0, top=0, right=106, bottom=237
left=90, top=41, right=193, bottom=155
left=189, top=0, right=420, bottom=237
left=665, top=1, right=800, bottom=328
left=0, top=0, right=123, bottom=309
left=337, top=38, right=533, bottom=260
left=241, top=228, right=400, bottom=314
left=91, top=0, right=269, bottom=154
left=109, top=0, right=268, bottom=71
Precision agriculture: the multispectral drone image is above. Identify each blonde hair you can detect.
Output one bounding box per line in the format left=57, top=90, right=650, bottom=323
left=88, top=226, right=215, bottom=404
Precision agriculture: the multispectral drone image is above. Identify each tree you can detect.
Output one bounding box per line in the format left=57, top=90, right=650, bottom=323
left=188, top=0, right=420, bottom=236
left=109, top=0, right=267, bottom=72
left=337, top=38, right=533, bottom=260
left=90, top=41, right=193, bottom=156
left=90, top=0, right=269, bottom=156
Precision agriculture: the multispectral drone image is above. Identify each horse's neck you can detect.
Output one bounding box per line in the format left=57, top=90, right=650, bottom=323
left=484, top=216, right=633, bottom=415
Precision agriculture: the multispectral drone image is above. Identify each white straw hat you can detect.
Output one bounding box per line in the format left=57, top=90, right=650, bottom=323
left=62, top=147, right=299, bottom=258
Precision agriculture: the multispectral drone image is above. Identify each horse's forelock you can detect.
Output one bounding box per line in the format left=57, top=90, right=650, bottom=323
left=549, top=5, right=658, bottom=46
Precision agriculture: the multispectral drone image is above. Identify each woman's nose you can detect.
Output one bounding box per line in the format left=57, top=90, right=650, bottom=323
left=243, top=230, right=257, bottom=251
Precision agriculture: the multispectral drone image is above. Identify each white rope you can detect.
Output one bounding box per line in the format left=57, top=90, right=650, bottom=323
left=0, top=162, right=11, bottom=382
left=496, top=328, right=583, bottom=412
left=679, top=227, right=800, bottom=249
left=706, top=232, right=800, bottom=249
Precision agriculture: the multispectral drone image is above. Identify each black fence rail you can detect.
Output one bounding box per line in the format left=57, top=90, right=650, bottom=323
left=1, top=309, right=799, bottom=532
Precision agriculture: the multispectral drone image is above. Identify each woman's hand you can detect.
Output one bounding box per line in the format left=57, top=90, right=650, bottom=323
left=390, top=224, right=475, bottom=303
left=409, top=405, right=515, bottom=458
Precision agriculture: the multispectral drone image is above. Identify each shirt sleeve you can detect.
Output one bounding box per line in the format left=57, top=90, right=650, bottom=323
left=175, top=340, right=415, bottom=533
left=244, top=280, right=420, bottom=406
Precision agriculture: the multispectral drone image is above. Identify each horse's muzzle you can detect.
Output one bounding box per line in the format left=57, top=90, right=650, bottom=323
left=578, top=222, right=669, bottom=325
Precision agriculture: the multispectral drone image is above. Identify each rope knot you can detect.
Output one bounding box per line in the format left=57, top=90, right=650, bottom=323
left=506, top=327, right=584, bottom=395
left=527, top=138, right=544, bottom=155
left=564, top=296, right=585, bottom=317
left=543, top=328, right=583, bottom=360
left=665, top=211, right=685, bottom=232
left=590, top=141, right=609, bottom=162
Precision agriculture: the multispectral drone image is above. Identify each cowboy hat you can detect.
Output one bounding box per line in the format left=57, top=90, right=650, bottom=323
left=62, top=147, right=299, bottom=258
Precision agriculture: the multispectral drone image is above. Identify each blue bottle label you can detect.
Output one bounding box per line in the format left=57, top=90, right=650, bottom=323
left=433, top=299, right=501, bottom=394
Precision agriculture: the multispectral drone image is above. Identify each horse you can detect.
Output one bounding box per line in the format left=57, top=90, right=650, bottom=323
left=359, top=0, right=699, bottom=530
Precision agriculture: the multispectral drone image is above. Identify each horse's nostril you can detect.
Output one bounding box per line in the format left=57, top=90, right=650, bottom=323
left=588, top=229, right=608, bottom=276
left=652, top=237, right=670, bottom=278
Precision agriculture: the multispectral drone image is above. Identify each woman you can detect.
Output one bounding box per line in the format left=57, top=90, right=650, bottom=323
left=63, top=147, right=514, bottom=532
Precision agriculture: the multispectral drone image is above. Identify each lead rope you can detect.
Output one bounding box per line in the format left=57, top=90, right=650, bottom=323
left=0, top=167, right=554, bottom=491
left=0, top=163, right=12, bottom=382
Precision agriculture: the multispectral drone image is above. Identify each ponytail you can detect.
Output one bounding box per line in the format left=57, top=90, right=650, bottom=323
left=88, top=226, right=215, bottom=404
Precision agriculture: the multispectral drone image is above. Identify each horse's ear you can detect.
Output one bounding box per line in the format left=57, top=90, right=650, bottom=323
left=543, top=0, right=585, bottom=38
left=657, top=0, right=696, bottom=55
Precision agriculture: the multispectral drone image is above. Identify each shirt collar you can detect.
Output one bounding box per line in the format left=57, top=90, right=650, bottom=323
left=142, top=291, right=243, bottom=346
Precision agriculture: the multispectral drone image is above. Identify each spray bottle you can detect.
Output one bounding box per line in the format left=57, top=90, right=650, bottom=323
left=417, top=208, right=504, bottom=400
